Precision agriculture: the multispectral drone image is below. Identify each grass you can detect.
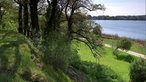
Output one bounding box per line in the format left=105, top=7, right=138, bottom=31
left=76, top=42, right=132, bottom=82
left=0, top=30, right=72, bottom=82
left=1, top=30, right=143, bottom=82
left=103, top=38, right=146, bottom=55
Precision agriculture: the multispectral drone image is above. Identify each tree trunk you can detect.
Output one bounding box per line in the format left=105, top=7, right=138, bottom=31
left=23, top=2, right=29, bottom=37
left=46, top=0, right=58, bottom=32
left=29, top=0, right=39, bottom=37
left=18, top=4, right=23, bottom=34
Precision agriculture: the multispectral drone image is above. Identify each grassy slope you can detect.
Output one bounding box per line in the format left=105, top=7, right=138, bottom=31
left=103, top=38, right=146, bottom=55
left=77, top=42, right=131, bottom=82
left=0, top=30, right=72, bottom=82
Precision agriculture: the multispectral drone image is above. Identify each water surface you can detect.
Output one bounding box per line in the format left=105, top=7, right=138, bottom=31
left=95, top=20, right=146, bottom=40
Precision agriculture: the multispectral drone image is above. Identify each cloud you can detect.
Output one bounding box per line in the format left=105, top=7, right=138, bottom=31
left=88, top=4, right=145, bottom=16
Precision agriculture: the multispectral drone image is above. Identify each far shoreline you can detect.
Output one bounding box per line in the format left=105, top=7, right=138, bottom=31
left=91, top=19, right=146, bottom=21
left=88, top=15, right=146, bottom=21
left=102, top=33, right=146, bottom=46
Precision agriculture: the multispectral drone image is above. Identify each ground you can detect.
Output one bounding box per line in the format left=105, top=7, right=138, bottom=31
left=0, top=30, right=72, bottom=82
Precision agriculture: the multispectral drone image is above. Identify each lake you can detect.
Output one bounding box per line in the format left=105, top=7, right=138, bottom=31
left=95, top=20, right=146, bottom=41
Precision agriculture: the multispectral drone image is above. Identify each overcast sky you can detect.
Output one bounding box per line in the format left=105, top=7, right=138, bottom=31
left=89, top=0, right=146, bottom=16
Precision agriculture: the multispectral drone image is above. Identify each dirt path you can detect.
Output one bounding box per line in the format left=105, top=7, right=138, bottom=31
left=104, top=44, right=146, bottom=59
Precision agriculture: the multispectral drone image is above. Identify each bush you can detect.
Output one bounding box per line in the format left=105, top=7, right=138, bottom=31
left=129, top=59, right=146, bottom=82
left=42, top=31, right=76, bottom=71
left=73, top=61, right=124, bottom=82
left=116, top=38, right=132, bottom=50
left=113, top=51, right=135, bottom=63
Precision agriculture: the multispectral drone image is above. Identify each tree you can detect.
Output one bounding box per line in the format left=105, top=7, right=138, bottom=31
left=71, top=18, right=103, bottom=57
left=64, top=0, right=105, bottom=36
left=46, top=0, right=58, bottom=32
left=44, top=0, right=105, bottom=34
left=14, top=0, right=29, bottom=36
left=130, top=59, right=146, bottom=82
left=115, top=38, right=132, bottom=51
left=14, top=0, right=40, bottom=38
left=41, top=0, right=105, bottom=70
left=42, top=0, right=105, bottom=58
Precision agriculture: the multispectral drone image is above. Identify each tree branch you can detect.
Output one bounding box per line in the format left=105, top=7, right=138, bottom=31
left=65, top=0, right=70, bottom=21
left=47, top=0, right=51, bottom=6
left=71, top=31, right=94, bottom=47
left=14, top=0, right=24, bottom=6
left=73, top=37, right=95, bottom=55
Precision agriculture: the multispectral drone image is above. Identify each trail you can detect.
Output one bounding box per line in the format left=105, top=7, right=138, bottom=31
left=104, top=44, right=146, bottom=59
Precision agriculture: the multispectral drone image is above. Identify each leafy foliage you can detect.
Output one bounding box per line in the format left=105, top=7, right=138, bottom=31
left=0, top=0, right=17, bottom=31
left=73, top=61, right=124, bottom=82
left=113, top=50, right=135, bottom=63
left=42, top=31, right=77, bottom=71
left=72, top=19, right=103, bottom=57
left=116, top=38, right=132, bottom=50
left=130, top=59, right=146, bottom=82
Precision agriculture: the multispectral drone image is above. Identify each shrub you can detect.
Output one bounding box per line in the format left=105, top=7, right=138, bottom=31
left=42, top=31, right=76, bottom=71
left=113, top=50, right=135, bottom=63
left=73, top=61, right=124, bottom=82
left=116, top=38, right=132, bottom=51
left=129, top=59, right=146, bottom=82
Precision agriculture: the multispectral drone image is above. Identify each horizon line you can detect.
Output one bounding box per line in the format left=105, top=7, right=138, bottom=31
left=90, top=14, right=146, bottom=16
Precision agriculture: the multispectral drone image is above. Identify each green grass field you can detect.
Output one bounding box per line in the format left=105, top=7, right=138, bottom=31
left=76, top=42, right=132, bottom=82
left=103, top=38, right=146, bottom=55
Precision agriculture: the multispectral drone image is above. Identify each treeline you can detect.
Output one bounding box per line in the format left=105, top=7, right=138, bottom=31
left=88, top=15, right=146, bottom=20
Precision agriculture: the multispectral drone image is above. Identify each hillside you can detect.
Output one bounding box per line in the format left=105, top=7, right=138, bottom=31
left=1, top=0, right=146, bottom=82
left=0, top=30, right=72, bottom=82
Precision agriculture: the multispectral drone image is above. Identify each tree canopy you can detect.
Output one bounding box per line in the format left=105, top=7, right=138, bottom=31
left=0, top=0, right=105, bottom=72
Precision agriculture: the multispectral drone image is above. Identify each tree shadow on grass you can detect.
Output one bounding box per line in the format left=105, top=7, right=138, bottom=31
left=0, top=40, right=24, bottom=75
left=0, top=32, right=47, bottom=81
left=0, top=32, right=32, bottom=76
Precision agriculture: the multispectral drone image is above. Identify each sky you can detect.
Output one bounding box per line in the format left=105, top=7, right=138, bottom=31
left=89, top=0, right=146, bottom=16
